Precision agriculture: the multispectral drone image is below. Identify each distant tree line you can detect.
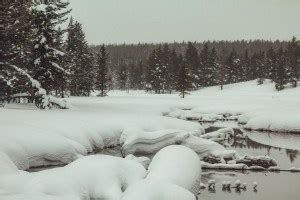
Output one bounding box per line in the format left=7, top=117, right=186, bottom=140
left=92, top=38, right=299, bottom=96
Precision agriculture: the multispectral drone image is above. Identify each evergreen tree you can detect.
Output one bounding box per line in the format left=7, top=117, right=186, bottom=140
left=66, top=20, right=94, bottom=96
left=176, top=55, right=193, bottom=98
left=207, top=47, right=219, bottom=86
left=274, top=47, right=289, bottom=90
left=169, top=49, right=180, bottom=93
left=146, top=46, right=164, bottom=93
left=95, top=45, right=109, bottom=97
left=252, top=52, right=266, bottom=85
left=265, top=47, right=277, bottom=82
left=128, top=61, right=144, bottom=90
left=225, top=49, right=242, bottom=84
left=287, top=37, right=299, bottom=87
left=185, top=42, right=200, bottom=88
left=117, top=63, right=129, bottom=91
left=199, top=43, right=210, bottom=86
left=241, top=50, right=251, bottom=81
left=30, top=2, right=70, bottom=94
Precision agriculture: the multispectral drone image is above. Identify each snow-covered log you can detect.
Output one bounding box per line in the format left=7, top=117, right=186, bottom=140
left=235, top=155, right=277, bottom=168
left=200, top=127, right=234, bottom=141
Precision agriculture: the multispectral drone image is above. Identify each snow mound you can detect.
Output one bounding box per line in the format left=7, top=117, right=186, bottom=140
left=122, top=180, right=196, bottom=200
left=121, top=128, right=196, bottom=156
left=181, top=136, right=236, bottom=159
left=147, top=145, right=201, bottom=195
left=0, top=155, right=146, bottom=200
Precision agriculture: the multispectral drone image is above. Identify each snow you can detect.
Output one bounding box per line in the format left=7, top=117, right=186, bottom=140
left=147, top=145, right=201, bottom=195
left=0, top=155, right=147, bottom=200
left=122, top=180, right=196, bottom=200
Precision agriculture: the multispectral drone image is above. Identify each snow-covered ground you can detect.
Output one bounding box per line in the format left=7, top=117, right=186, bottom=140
left=1, top=80, right=300, bottom=199
left=1, top=80, right=300, bottom=170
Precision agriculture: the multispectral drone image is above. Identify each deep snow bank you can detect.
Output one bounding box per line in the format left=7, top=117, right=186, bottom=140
left=0, top=155, right=146, bottom=200
left=122, top=145, right=201, bottom=200
left=0, top=105, right=202, bottom=170
left=0, top=146, right=202, bottom=200
left=147, top=145, right=201, bottom=195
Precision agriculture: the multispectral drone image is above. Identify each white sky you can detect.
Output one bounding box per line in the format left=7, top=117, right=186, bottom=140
left=69, top=0, right=300, bottom=44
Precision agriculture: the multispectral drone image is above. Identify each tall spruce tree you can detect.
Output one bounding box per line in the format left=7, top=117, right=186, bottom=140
left=66, top=20, right=94, bottom=96
left=225, top=49, right=242, bottom=84
left=95, top=45, right=109, bottom=97
left=185, top=42, right=200, bottom=89
left=176, top=55, right=192, bottom=98
left=31, top=1, right=70, bottom=94
left=287, top=37, right=299, bottom=87
left=274, top=47, right=289, bottom=90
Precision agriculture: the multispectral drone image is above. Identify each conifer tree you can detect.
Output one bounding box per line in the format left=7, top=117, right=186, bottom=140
left=185, top=42, right=200, bottom=88
left=176, top=55, right=192, bottom=98
left=265, top=47, right=276, bottom=82
left=225, top=49, right=242, bottom=84
left=66, top=20, right=94, bottom=96
left=30, top=1, right=70, bottom=94
left=199, top=43, right=210, bottom=87
left=207, top=47, right=219, bottom=86
left=287, top=37, right=299, bottom=87
left=95, top=45, right=109, bottom=97
left=274, top=47, right=289, bottom=90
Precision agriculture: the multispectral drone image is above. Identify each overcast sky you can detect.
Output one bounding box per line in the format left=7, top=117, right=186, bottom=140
left=69, top=0, right=300, bottom=45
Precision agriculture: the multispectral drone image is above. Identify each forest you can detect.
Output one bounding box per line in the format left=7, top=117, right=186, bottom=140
left=1, top=0, right=300, bottom=108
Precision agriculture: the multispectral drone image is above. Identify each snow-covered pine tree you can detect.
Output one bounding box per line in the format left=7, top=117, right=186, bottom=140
left=225, top=49, right=242, bottom=84
left=286, top=37, right=299, bottom=87
left=30, top=1, right=70, bottom=94
left=169, top=48, right=180, bottom=93
left=95, top=45, right=109, bottom=97
left=241, top=49, right=251, bottom=81
left=274, top=47, right=289, bottom=91
left=146, top=46, right=164, bottom=93
left=185, top=42, right=200, bottom=89
left=207, top=47, right=219, bottom=86
left=253, top=52, right=266, bottom=85
left=66, top=20, right=94, bottom=96
left=265, top=48, right=276, bottom=82
left=161, top=44, right=172, bottom=93
left=176, top=54, right=193, bottom=98
left=199, top=43, right=210, bottom=87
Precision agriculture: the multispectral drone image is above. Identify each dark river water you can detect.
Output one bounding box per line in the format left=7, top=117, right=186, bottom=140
left=199, top=122, right=300, bottom=200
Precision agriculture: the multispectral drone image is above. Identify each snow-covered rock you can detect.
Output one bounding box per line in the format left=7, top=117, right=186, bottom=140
left=147, top=145, right=201, bottom=195
left=200, top=127, right=234, bottom=141
left=181, top=136, right=236, bottom=159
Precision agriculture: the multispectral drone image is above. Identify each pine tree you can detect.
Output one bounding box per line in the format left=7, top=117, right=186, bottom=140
left=241, top=49, right=251, bottom=81
left=117, top=63, right=129, bottom=91
left=169, top=49, right=180, bottom=93
left=185, top=42, right=200, bottom=88
left=225, top=49, right=242, bottom=84
left=66, top=20, right=94, bottom=96
left=30, top=2, right=70, bottom=94
left=253, top=52, right=266, bottom=85
left=207, top=47, right=219, bottom=86
left=199, top=43, right=210, bottom=87
left=274, top=47, right=289, bottom=91
left=265, top=47, right=276, bottom=82
left=287, top=37, right=299, bottom=87
left=95, top=45, right=109, bottom=97
left=176, top=55, right=193, bottom=98
left=146, top=46, right=164, bottom=93
left=128, top=61, right=144, bottom=90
